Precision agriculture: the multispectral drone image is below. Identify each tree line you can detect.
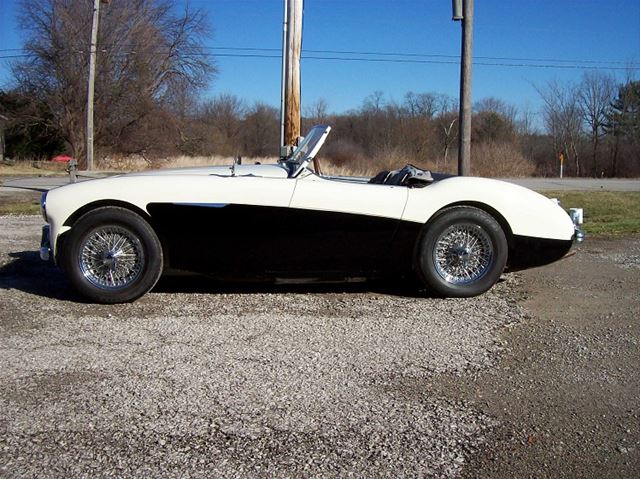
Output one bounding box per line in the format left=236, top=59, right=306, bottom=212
left=1, top=0, right=638, bottom=177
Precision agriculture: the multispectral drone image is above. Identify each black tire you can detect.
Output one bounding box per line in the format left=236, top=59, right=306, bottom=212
left=60, top=206, right=163, bottom=303
left=415, top=206, right=507, bottom=297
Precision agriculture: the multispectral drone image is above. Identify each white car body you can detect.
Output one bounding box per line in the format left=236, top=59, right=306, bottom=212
left=40, top=125, right=582, bottom=303
left=44, top=165, right=575, bottom=252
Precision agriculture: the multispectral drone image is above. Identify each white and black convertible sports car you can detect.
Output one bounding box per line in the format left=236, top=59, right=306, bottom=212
left=39, top=125, right=584, bottom=303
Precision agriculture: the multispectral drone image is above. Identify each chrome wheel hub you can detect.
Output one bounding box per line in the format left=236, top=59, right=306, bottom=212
left=78, top=226, right=144, bottom=290
left=433, top=223, right=493, bottom=285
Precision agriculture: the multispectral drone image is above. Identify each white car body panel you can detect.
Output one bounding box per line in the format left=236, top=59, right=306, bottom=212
left=44, top=163, right=575, bottom=257
left=129, top=164, right=288, bottom=179
left=45, top=168, right=295, bottom=254
left=402, top=176, right=575, bottom=241
left=292, top=171, right=408, bottom=220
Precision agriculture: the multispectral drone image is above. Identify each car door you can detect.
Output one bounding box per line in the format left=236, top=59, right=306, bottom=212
left=285, top=173, right=409, bottom=275
left=147, top=174, right=298, bottom=277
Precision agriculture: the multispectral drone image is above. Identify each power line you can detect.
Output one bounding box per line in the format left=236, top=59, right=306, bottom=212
left=0, top=51, right=636, bottom=71
left=204, top=46, right=639, bottom=66
left=298, top=55, right=633, bottom=71
left=0, top=54, right=34, bottom=59
left=1, top=45, right=637, bottom=67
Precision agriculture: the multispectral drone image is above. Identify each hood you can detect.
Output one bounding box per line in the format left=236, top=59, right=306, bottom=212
left=124, top=163, right=289, bottom=179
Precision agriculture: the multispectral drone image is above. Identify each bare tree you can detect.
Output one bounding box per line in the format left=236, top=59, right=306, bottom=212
left=607, top=78, right=640, bottom=176
left=403, top=92, right=439, bottom=119
left=199, top=93, right=245, bottom=155
left=515, top=104, right=537, bottom=136
left=241, top=102, right=279, bottom=157
left=438, top=114, right=458, bottom=168
left=362, top=91, right=385, bottom=114
left=304, top=98, right=329, bottom=124
left=436, top=94, right=457, bottom=117
left=475, top=97, right=518, bottom=128
left=473, top=109, right=516, bottom=144
left=537, top=80, right=583, bottom=176
left=13, top=0, right=215, bottom=163
left=0, top=89, right=65, bottom=159
left=577, top=71, right=615, bottom=176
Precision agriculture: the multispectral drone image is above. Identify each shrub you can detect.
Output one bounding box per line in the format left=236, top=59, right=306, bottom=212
left=471, top=142, right=536, bottom=177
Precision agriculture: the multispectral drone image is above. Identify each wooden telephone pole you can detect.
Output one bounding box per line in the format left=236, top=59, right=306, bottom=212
left=453, top=0, right=474, bottom=176
left=280, top=0, right=303, bottom=157
left=85, top=0, right=103, bottom=171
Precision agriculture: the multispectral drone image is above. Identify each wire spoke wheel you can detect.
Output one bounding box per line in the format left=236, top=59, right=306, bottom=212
left=433, top=223, right=494, bottom=285
left=417, top=207, right=507, bottom=297
left=78, top=225, right=145, bottom=290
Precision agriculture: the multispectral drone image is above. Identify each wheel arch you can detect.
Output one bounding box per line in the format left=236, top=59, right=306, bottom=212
left=58, top=200, right=171, bottom=269
left=63, top=199, right=151, bottom=227
left=426, top=201, right=514, bottom=250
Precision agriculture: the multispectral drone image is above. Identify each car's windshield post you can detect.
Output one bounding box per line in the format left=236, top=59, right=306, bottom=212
left=286, top=125, right=331, bottom=178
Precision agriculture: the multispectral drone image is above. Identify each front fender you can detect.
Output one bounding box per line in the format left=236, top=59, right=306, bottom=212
left=402, top=177, right=574, bottom=241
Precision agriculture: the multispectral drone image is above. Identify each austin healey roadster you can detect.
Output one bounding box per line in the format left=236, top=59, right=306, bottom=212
left=39, top=125, right=584, bottom=303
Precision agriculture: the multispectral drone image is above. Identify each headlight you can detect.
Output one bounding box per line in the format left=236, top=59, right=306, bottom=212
left=40, top=192, right=48, bottom=222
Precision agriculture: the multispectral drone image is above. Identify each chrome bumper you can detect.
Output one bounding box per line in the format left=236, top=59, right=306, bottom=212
left=40, top=225, right=51, bottom=261
left=569, top=208, right=585, bottom=244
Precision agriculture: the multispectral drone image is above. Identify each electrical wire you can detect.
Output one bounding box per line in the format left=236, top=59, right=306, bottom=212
left=0, top=48, right=637, bottom=71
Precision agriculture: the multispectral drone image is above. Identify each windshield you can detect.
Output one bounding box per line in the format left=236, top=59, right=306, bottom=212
left=285, top=125, right=331, bottom=177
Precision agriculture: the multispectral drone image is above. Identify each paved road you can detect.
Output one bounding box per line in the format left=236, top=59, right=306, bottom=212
left=500, top=177, right=640, bottom=191
left=1, top=174, right=639, bottom=193
left=0, top=174, right=104, bottom=194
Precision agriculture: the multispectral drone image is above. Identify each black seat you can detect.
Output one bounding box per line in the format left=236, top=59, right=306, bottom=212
left=368, top=164, right=434, bottom=188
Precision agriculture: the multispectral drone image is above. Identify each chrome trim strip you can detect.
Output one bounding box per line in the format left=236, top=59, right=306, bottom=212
left=172, top=202, right=229, bottom=208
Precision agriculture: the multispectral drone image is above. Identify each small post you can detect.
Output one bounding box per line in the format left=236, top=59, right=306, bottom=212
left=280, top=0, right=303, bottom=158
left=453, top=0, right=474, bottom=176
left=67, top=158, right=78, bottom=183
left=559, top=152, right=564, bottom=179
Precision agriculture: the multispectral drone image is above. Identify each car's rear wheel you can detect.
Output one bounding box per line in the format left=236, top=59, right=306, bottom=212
left=61, top=207, right=163, bottom=303
left=416, top=206, right=507, bottom=297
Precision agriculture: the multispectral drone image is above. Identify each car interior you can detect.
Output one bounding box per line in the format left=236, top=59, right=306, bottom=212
left=368, top=164, right=434, bottom=188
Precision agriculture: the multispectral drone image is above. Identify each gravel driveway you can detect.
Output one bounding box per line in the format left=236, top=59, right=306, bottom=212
left=1, top=215, right=638, bottom=478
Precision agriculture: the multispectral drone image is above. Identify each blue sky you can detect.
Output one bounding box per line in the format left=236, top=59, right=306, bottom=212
left=1, top=0, right=639, bottom=119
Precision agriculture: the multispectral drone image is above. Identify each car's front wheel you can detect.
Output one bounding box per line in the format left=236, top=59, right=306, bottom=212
left=416, top=206, right=507, bottom=297
left=61, top=207, right=163, bottom=303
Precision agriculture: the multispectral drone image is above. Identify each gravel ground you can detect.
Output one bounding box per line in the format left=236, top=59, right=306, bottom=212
left=0, top=215, right=525, bottom=478
left=1, top=215, right=638, bottom=478
left=461, top=235, right=640, bottom=478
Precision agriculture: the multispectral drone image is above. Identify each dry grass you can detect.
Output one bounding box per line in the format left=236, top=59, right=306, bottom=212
left=318, top=163, right=372, bottom=178
left=318, top=145, right=452, bottom=179
left=471, top=143, right=536, bottom=177
left=2, top=142, right=534, bottom=180
left=0, top=161, right=68, bottom=177
left=97, top=154, right=277, bottom=171
left=0, top=200, right=41, bottom=216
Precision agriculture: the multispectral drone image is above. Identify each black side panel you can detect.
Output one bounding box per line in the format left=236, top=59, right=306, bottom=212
left=508, top=235, right=573, bottom=271
left=147, top=203, right=404, bottom=278
left=389, top=227, right=575, bottom=276
left=389, top=220, right=422, bottom=275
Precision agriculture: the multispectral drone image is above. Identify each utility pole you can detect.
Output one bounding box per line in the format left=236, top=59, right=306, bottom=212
left=452, top=0, right=474, bottom=176
left=279, top=0, right=303, bottom=158
left=85, top=0, right=102, bottom=171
